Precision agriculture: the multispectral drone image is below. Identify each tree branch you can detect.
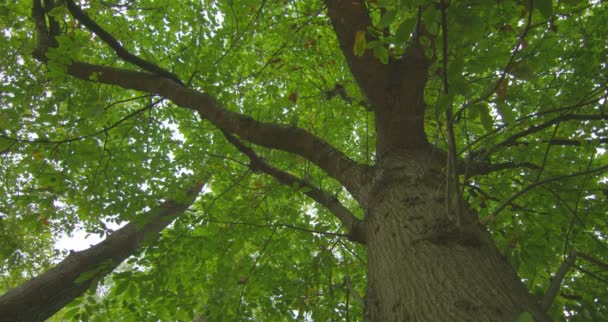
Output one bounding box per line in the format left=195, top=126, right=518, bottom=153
left=545, top=138, right=608, bottom=146
left=31, top=1, right=369, bottom=200
left=344, top=276, right=365, bottom=308
left=65, top=0, right=184, bottom=85
left=541, top=251, right=577, bottom=312
left=0, top=177, right=208, bottom=322
left=463, top=160, right=540, bottom=176
left=490, top=165, right=608, bottom=218
left=323, top=0, right=390, bottom=107
left=203, top=218, right=349, bottom=239
left=487, top=114, right=608, bottom=155
left=325, top=1, right=430, bottom=152
left=577, top=252, right=608, bottom=272
left=222, top=132, right=366, bottom=244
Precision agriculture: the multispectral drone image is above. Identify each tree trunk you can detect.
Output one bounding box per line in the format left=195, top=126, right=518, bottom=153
left=362, top=150, right=549, bottom=321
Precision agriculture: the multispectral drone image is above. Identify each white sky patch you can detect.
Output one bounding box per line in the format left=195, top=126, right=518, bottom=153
left=55, top=220, right=127, bottom=252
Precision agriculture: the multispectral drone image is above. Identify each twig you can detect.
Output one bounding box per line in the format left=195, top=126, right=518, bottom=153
left=344, top=276, right=365, bottom=308
left=491, top=165, right=608, bottom=218
left=439, top=0, right=461, bottom=224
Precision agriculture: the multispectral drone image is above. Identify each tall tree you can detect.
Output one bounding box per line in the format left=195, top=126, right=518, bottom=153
left=0, top=0, right=607, bottom=321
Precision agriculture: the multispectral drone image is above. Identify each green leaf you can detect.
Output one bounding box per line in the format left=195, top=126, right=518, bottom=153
left=378, top=10, right=397, bottom=28
left=75, top=270, right=97, bottom=284
left=516, top=311, right=535, bottom=322
left=510, top=62, right=536, bottom=80
left=495, top=101, right=516, bottom=124
left=534, top=0, right=553, bottom=19
left=437, top=94, right=453, bottom=113
left=372, top=45, right=389, bottom=64
left=0, top=6, right=9, bottom=17
left=395, top=18, right=416, bottom=44
left=62, top=306, right=82, bottom=320
left=478, top=102, right=494, bottom=131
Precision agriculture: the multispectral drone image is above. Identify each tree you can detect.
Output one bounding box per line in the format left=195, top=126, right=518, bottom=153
left=0, top=0, right=607, bottom=320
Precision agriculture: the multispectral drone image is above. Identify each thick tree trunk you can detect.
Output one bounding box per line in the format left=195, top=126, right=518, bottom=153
left=362, top=150, right=549, bottom=321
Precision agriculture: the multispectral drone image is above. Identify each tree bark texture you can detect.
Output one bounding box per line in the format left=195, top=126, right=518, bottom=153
left=361, top=151, right=550, bottom=321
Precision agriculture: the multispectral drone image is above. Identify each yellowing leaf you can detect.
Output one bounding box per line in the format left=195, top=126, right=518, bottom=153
left=353, top=31, right=367, bottom=57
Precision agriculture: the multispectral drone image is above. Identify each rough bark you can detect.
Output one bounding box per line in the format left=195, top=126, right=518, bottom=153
left=361, top=151, right=550, bottom=321
left=0, top=181, right=205, bottom=322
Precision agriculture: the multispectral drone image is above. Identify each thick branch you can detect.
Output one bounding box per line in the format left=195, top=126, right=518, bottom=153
left=31, top=2, right=368, bottom=200
left=223, top=132, right=366, bottom=244
left=0, top=179, right=206, bottom=322
left=65, top=0, right=183, bottom=85
left=67, top=63, right=367, bottom=197
left=324, top=0, right=389, bottom=106
left=325, top=1, right=430, bottom=153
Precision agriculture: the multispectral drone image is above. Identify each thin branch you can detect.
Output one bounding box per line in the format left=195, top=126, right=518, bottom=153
left=486, top=114, right=608, bottom=156
left=463, top=160, right=540, bottom=176
left=65, top=0, right=183, bottom=85
left=456, top=5, right=534, bottom=115
left=439, top=0, right=462, bottom=225
left=203, top=218, right=348, bottom=239
left=543, top=138, right=608, bottom=146
left=0, top=98, right=162, bottom=145
left=577, top=252, right=608, bottom=272
left=459, top=91, right=606, bottom=157
left=235, top=224, right=276, bottom=318
left=222, top=132, right=366, bottom=244
left=541, top=251, right=577, bottom=312
left=575, top=265, right=608, bottom=285
left=344, top=276, right=365, bottom=308
left=490, top=165, right=608, bottom=218
left=213, top=0, right=267, bottom=66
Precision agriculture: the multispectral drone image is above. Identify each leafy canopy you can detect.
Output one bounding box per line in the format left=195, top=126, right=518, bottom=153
left=1, top=0, right=607, bottom=320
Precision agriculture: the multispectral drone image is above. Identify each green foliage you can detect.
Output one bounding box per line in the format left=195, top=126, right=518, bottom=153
left=1, top=0, right=607, bottom=321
